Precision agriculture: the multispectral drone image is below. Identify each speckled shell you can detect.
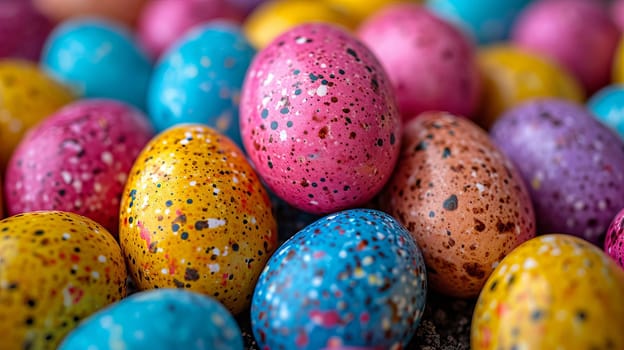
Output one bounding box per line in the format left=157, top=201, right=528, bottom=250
left=491, top=99, right=624, bottom=244
left=119, top=125, right=278, bottom=314
left=240, top=23, right=402, bottom=214
left=357, top=3, right=481, bottom=121
left=5, top=99, right=154, bottom=236
left=605, top=208, right=624, bottom=269
left=380, top=112, right=535, bottom=298
left=472, top=234, right=624, bottom=350
left=0, top=0, right=53, bottom=61
left=0, top=211, right=127, bottom=350
left=59, top=289, right=244, bottom=350
left=251, top=209, right=427, bottom=349
left=0, top=60, right=75, bottom=172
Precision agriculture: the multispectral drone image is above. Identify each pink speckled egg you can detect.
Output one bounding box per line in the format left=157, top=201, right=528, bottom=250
left=4, top=99, right=154, bottom=237
left=512, top=0, right=620, bottom=94
left=606, top=208, right=624, bottom=269
left=240, top=23, right=402, bottom=214
left=0, top=0, right=53, bottom=61
left=357, top=3, right=481, bottom=121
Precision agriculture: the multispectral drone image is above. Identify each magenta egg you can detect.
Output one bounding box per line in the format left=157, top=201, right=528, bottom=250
left=606, top=208, right=624, bottom=269
left=0, top=0, right=53, bottom=61
left=240, top=23, right=402, bottom=214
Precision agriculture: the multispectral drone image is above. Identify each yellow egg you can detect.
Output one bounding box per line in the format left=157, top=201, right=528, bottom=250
left=33, top=0, right=148, bottom=26
left=244, top=0, right=354, bottom=49
left=472, top=234, right=624, bottom=350
left=324, top=0, right=420, bottom=24
left=612, top=37, right=624, bottom=84
left=0, top=60, right=75, bottom=172
left=119, top=125, right=278, bottom=314
left=0, top=211, right=127, bottom=350
left=477, top=45, right=584, bottom=129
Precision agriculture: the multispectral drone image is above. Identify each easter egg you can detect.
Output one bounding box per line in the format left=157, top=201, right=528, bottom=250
left=59, top=289, right=244, bottom=350
left=42, top=19, right=152, bottom=111
left=472, top=234, right=624, bottom=349
left=605, top=208, right=624, bottom=269
left=380, top=111, right=536, bottom=298
left=0, top=60, right=75, bottom=172
left=491, top=99, right=624, bottom=244
left=612, top=0, right=624, bottom=32
left=148, top=23, right=255, bottom=148
left=251, top=209, right=427, bottom=349
left=612, top=38, right=624, bottom=86
left=0, top=211, right=127, bottom=350
left=477, top=45, right=583, bottom=129
left=33, top=0, right=148, bottom=26
left=324, top=0, right=418, bottom=24
left=512, top=0, right=619, bottom=94
left=358, top=3, right=481, bottom=121
left=587, top=85, right=624, bottom=139
left=119, top=125, right=278, bottom=314
left=240, top=23, right=402, bottom=214
left=0, top=0, right=53, bottom=61
left=5, top=99, right=154, bottom=236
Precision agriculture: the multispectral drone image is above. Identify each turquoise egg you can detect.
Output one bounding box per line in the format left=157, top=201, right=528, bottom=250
left=588, top=85, right=624, bottom=139
left=148, top=22, right=255, bottom=148
left=42, top=19, right=152, bottom=111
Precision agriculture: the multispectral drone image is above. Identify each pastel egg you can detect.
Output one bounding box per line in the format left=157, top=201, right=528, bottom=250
left=119, top=125, right=278, bottom=314
left=512, top=0, right=619, bottom=94
left=42, top=19, right=152, bottom=111
left=587, top=85, right=624, bottom=139
left=137, top=0, right=244, bottom=59
left=0, top=0, right=53, bottom=61
left=612, top=0, right=624, bottom=31
left=324, top=0, right=419, bottom=24
left=59, top=289, right=243, bottom=350
left=605, top=208, right=624, bottom=269
left=358, top=3, right=481, bottom=121
left=148, top=23, right=255, bottom=148
left=380, top=111, right=536, bottom=298
left=4, top=99, right=154, bottom=237
left=477, top=45, right=584, bottom=129
left=251, top=209, right=427, bottom=349
left=240, top=23, right=402, bottom=214
left=33, top=0, right=148, bottom=26
left=0, top=211, right=127, bottom=350
left=0, top=60, right=75, bottom=172
left=472, top=234, right=624, bottom=349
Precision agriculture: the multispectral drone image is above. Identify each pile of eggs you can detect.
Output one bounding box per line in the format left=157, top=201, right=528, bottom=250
left=1, top=0, right=624, bottom=349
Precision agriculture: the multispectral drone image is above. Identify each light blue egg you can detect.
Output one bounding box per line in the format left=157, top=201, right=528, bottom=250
left=251, top=209, right=427, bottom=350
left=148, top=22, right=256, bottom=148
left=42, top=18, right=152, bottom=111
left=588, top=85, right=624, bottom=139
left=426, top=0, right=533, bottom=44
left=59, top=289, right=244, bottom=350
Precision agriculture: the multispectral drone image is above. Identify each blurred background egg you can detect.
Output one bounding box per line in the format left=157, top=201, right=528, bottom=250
left=491, top=99, right=624, bottom=244
left=4, top=99, right=154, bottom=236
left=33, top=0, right=148, bottom=27
left=119, top=125, right=277, bottom=314
left=42, top=19, right=152, bottom=111
left=59, top=289, right=244, bottom=350
left=0, top=211, right=127, bottom=350
left=0, top=0, right=53, bottom=61
left=587, top=85, right=624, bottom=139
left=472, top=234, right=624, bottom=350
left=381, top=112, right=535, bottom=298
left=251, top=209, right=427, bottom=349
left=357, top=3, right=481, bottom=121
left=612, top=38, right=624, bottom=86
left=0, top=60, right=75, bottom=173
left=148, top=23, right=255, bottom=148
left=612, top=0, right=624, bottom=32
left=324, top=0, right=420, bottom=25
left=240, top=23, right=402, bottom=214
left=605, top=208, right=624, bottom=269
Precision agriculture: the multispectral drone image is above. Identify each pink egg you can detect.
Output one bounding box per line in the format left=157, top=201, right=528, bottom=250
left=138, top=0, right=244, bottom=58
left=0, top=0, right=53, bottom=61
left=512, top=0, right=619, bottom=94
left=4, top=99, right=154, bottom=237
left=606, top=208, right=624, bottom=269
left=357, top=3, right=481, bottom=121
left=612, top=0, right=624, bottom=32
left=240, top=23, right=402, bottom=214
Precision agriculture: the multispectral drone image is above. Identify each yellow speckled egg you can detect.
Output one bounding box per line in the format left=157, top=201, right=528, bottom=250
left=119, top=125, right=278, bottom=314
left=244, top=0, right=354, bottom=49
left=472, top=234, right=624, bottom=350
left=0, top=60, right=75, bottom=172
left=612, top=37, right=624, bottom=84
left=324, top=0, right=420, bottom=24
left=477, top=45, right=584, bottom=129
left=0, top=211, right=127, bottom=350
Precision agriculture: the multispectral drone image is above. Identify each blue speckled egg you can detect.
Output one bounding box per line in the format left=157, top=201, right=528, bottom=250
left=148, top=22, right=255, bottom=148
left=588, top=85, right=624, bottom=139
left=42, top=19, right=152, bottom=111
left=251, top=209, right=427, bottom=349
left=426, top=0, right=533, bottom=44
left=59, top=289, right=244, bottom=350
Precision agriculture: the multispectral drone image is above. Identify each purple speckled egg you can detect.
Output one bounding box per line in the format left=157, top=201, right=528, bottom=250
left=357, top=3, right=481, bottom=121
left=491, top=99, right=624, bottom=244
left=4, top=99, right=154, bottom=237
left=0, top=0, right=53, bottom=61
left=240, top=23, right=402, bottom=214
left=605, top=208, right=624, bottom=269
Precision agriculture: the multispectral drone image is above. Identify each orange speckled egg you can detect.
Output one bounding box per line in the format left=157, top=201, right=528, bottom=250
left=380, top=112, right=536, bottom=298
left=0, top=211, right=127, bottom=350
left=472, top=234, right=624, bottom=350
left=33, top=0, right=148, bottom=26
left=119, top=125, right=278, bottom=314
